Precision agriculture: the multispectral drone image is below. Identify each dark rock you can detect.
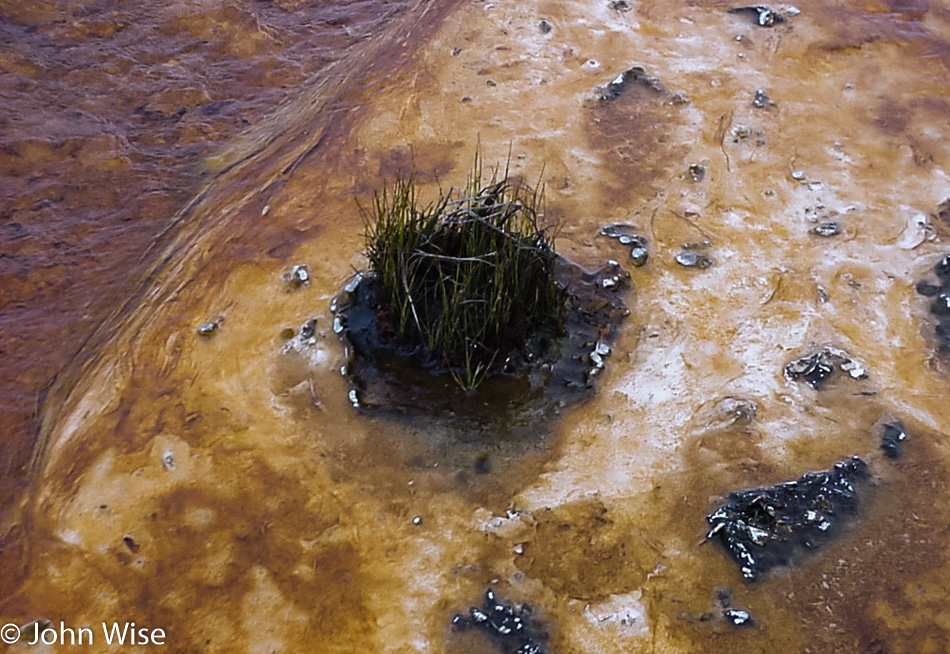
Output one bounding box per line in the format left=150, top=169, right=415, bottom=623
left=538, top=20, right=552, bottom=34
left=287, top=264, right=310, bottom=289
left=935, top=321, right=950, bottom=351
left=935, top=254, right=950, bottom=279
left=705, top=456, right=868, bottom=581
left=197, top=321, right=219, bottom=337
left=453, top=589, right=547, bottom=654
left=599, top=66, right=664, bottom=102
left=688, top=163, right=706, bottom=182
left=630, top=246, right=649, bottom=267
left=300, top=318, right=317, bottom=341
left=723, top=608, right=754, bottom=627
left=916, top=280, right=940, bottom=297
left=727, top=5, right=787, bottom=27
left=752, top=88, right=771, bottom=109
left=784, top=352, right=835, bottom=388
left=880, top=420, right=907, bottom=459
left=931, top=293, right=950, bottom=316
left=784, top=348, right=867, bottom=389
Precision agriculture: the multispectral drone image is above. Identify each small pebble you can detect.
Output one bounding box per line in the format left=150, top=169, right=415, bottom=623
left=723, top=609, right=753, bottom=627
left=630, top=246, right=649, bottom=267
left=670, top=92, right=690, bottom=105
left=811, top=221, right=841, bottom=237
left=288, top=264, right=310, bottom=289
left=881, top=421, right=907, bottom=459
left=197, top=321, right=218, bottom=337
left=675, top=251, right=713, bottom=269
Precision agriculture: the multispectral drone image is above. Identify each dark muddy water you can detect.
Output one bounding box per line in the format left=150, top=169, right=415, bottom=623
left=0, top=0, right=404, bottom=510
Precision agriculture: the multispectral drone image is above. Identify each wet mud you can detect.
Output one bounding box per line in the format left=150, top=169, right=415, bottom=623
left=334, top=259, right=629, bottom=428
left=5, top=0, right=950, bottom=653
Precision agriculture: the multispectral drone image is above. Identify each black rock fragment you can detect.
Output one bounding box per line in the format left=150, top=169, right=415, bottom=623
left=784, top=351, right=835, bottom=388
left=723, top=608, right=754, bottom=627
left=300, top=318, right=317, bottom=341
left=688, top=163, right=706, bottom=182
left=931, top=293, right=950, bottom=316
left=752, top=88, right=771, bottom=109
left=286, top=263, right=310, bottom=289
left=452, top=589, right=546, bottom=654
left=705, top=456, right=868, bottom=581
left=936, top=254, right=950, bottom=279
left=880, top=420, right=907, bottom=459
left=784, top=348, right=867, bottom=389
left=727, top=5, right=787, bottom=27
left=629, top=246, right=649, bottom=267
left=715, top=588, right=755, bottom=628
left=599, top=66, right=664, bottom=102
left=936, top=321, right=950, bottom=351
left=915, top=253, right=950, bottom=353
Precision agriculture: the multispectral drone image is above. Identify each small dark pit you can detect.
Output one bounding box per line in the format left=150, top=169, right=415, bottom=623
left=122, top=536, right=140, bottom=553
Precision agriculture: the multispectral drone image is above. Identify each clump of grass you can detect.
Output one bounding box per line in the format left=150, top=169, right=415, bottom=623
left=361, top=153, right=564, bottom=390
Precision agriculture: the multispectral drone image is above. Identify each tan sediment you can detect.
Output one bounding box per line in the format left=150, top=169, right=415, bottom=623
left=6, top=1, right=950, bottom=652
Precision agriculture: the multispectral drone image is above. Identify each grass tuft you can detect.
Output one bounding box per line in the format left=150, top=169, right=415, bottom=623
left=361, top=153, right=564, bottom=391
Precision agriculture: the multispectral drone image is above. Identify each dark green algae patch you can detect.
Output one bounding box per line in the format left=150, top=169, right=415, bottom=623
left=331, top=257, right=630, bottom=439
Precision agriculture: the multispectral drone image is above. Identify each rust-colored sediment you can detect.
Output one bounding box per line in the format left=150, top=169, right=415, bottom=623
left=5, top=1, right=950, bottom=652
